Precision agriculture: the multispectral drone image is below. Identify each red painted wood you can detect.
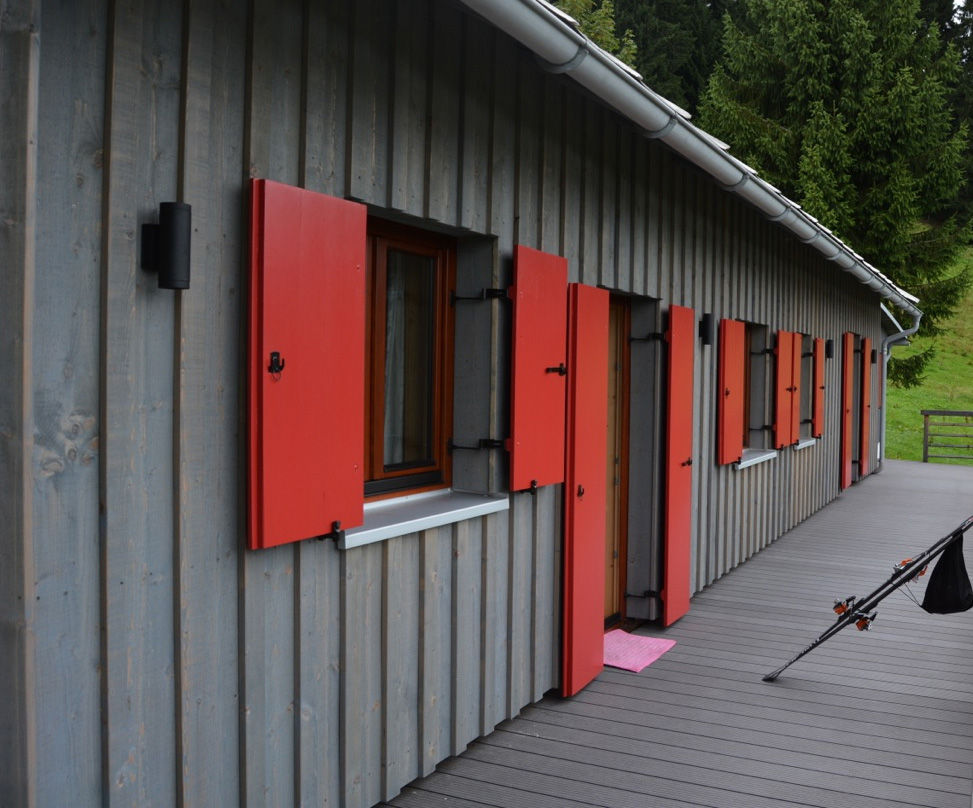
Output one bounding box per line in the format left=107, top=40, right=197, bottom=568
left=840, top=332, right=855, bottom=490
left=860, top=337, right=873, bottom=476
left=774, top=330, right=794, bottom=449
left=790, top=333, right=802, bottom=445
left=662, top=305, right=695, bottom=627
left=561, top=284, right=609, bottom=697
left=717, top=319, right=745, bottom=465
left=248, top=179, right=366, bottom=549
left=813, top=337, right=825, bottom=438
left=508, top=245, right=568, bottom=491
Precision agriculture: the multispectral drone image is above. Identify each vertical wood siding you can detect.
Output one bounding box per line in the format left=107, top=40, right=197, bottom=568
left=0, top=5, right=39, bottom=806
left=4, top=0, right=889, bottom=805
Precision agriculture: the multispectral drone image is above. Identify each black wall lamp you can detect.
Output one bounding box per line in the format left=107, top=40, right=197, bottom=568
left=141, top=202, right=191, bottom=289
left=825, top=338, right=835, bottom=359
left=699, top=312, right=715, bottom=346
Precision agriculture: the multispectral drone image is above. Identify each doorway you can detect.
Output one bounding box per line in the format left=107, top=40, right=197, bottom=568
left=605, top=298, right=630, bottom=625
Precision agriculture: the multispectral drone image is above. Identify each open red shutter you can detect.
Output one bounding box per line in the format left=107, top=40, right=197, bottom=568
left=508, top=245, right=568, bottom=491
left=561, top=284, right=609, bottom=696
left=774, top=330, right=793, bottom=449
left=840, top=332, right=855, bottom=490
left=662, top=305, right=695, bottom=627
left=717, top=319, right=745, bottom=465
left=812, top=337, right=825, bottom=437
left=860, top=337, right=873, bottom=476
left=790, top=333, right=802, bottom=445
left=248, top=179, right=366, bottom=550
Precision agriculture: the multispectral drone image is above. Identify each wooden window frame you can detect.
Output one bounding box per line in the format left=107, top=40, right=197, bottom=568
left=799, top=334, right=813, bottom=440
left=365, top=219, right=455, bottom=498
left=745, top=322, right=771, bottom=451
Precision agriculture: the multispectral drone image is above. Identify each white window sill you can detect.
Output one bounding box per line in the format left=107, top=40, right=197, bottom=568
left=735, top=448, right=778, bottom=469
left=339, top=489, right=510, bottom=550
left=794, top=437, right=818, bottom=451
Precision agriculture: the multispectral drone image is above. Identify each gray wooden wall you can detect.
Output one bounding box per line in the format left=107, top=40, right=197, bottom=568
left=1, top=0, right=885, bottom=806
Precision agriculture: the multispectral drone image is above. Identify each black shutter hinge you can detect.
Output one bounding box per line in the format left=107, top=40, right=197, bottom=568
left=451, top=288, right=508, bottom=305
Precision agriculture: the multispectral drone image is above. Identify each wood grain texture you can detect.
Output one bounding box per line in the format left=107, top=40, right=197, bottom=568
left=30, top=1, right=104, bottom=804
left=101, top=2, right=181, bottom=804
left=0, top=5, right=38, bottom=806
left=175, top=2, right=246, bottom=805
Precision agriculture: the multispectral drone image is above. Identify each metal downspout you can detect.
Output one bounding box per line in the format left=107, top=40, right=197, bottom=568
left=878, top=308, right=923, bottom=472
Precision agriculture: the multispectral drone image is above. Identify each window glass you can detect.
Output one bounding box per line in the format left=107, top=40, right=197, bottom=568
left=383, top=250, right=436, bottom=469
left=745, top=323, right=770, bottom=451
left=365, top=222, right=454, bottom=497
left=799, top=334, right=813, bottom=439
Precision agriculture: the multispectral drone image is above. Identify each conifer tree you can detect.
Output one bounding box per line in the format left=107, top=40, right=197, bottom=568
left=555, top=0, right=637, bottom=66
left=614, top=0, right=733, bottom=113
left=698, top=0, right=970, bottom=386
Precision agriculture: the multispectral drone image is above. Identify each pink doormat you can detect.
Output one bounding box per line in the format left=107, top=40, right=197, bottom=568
left=603, top=629, right=676, bottom=673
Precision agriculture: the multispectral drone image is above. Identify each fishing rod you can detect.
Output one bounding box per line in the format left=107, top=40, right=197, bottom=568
left=763, top=513, right=973, bottom=682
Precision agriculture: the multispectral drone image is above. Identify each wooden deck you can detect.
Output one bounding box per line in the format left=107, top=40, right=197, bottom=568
left=383, top=460, right=973, bottom=808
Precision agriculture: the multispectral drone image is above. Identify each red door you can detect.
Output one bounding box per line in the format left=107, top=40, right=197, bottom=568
left=662, top=305, right=695, bottom=627
left=561, top=283, right=610, bottom=696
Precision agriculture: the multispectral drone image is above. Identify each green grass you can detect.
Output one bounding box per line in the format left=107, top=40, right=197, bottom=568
left=885, top=267, right=973, bottom=462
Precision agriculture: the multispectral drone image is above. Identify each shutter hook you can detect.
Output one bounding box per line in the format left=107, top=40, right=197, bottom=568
left=269, top=351, right=285, bottom=380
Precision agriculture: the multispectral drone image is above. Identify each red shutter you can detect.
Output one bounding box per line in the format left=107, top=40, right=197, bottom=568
left=561, top=284, right=609, bottom=696
left=248, top=179, right=366, bottom=550
left=860, top=337, right=873, bottom=476
left=790, top=333, right=802, bottom=445
left=717, top=319, right=745, bottom=465
left=662, top=305, right=695, bottom=627
left=840, top=332, right=855, bottom=490
left=774, top=330, right=794, bottom=449
left=508, top=245, right=568, bottom=491
left=812, top=337, right=825, bottom=438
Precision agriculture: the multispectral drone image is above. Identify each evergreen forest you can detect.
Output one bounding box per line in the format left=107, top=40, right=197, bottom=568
left=557, top=0, right=973, bottom=397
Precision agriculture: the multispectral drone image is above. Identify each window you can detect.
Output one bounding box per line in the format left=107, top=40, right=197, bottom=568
left=717, top=318, right=773, bottom=464
left=799, top=334, right=813, bottom=440
left=745, top=323, right=772, bottom=452
left=365, top=220, right=455, bottom=497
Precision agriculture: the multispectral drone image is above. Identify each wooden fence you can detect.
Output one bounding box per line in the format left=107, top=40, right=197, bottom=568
left=922, top=410, right=973, bottom=463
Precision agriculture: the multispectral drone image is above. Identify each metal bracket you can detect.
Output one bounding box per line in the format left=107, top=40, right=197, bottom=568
left=545, top=363, right=567, bottom=376
left=448, top=438, right=505, bottom=452
left=451, top=288, right=507, bottom=304
left=625, top=590, right=660, bottom=599
left=319, top=520, right=345, bottom=543
left=630, top=332, right=664, bottom=343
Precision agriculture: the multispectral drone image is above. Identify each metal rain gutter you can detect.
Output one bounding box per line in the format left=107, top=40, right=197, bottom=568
left=455, top=0, right=922, bottom=319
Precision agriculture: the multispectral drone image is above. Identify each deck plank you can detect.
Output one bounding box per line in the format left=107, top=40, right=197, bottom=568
left=389, top=460, right=973, bottom=807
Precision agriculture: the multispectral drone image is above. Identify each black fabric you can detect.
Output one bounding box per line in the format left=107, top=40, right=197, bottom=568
left=921, top=535, right=973, bottom=614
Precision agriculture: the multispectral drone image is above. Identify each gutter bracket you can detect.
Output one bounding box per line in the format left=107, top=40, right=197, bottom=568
left=644, top=116, right=678, bottom=139
left=535, top=42, right=588, bottom=74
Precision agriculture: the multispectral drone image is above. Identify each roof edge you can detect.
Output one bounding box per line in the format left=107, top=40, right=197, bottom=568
left=455, top=0, right=922, bottom=318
